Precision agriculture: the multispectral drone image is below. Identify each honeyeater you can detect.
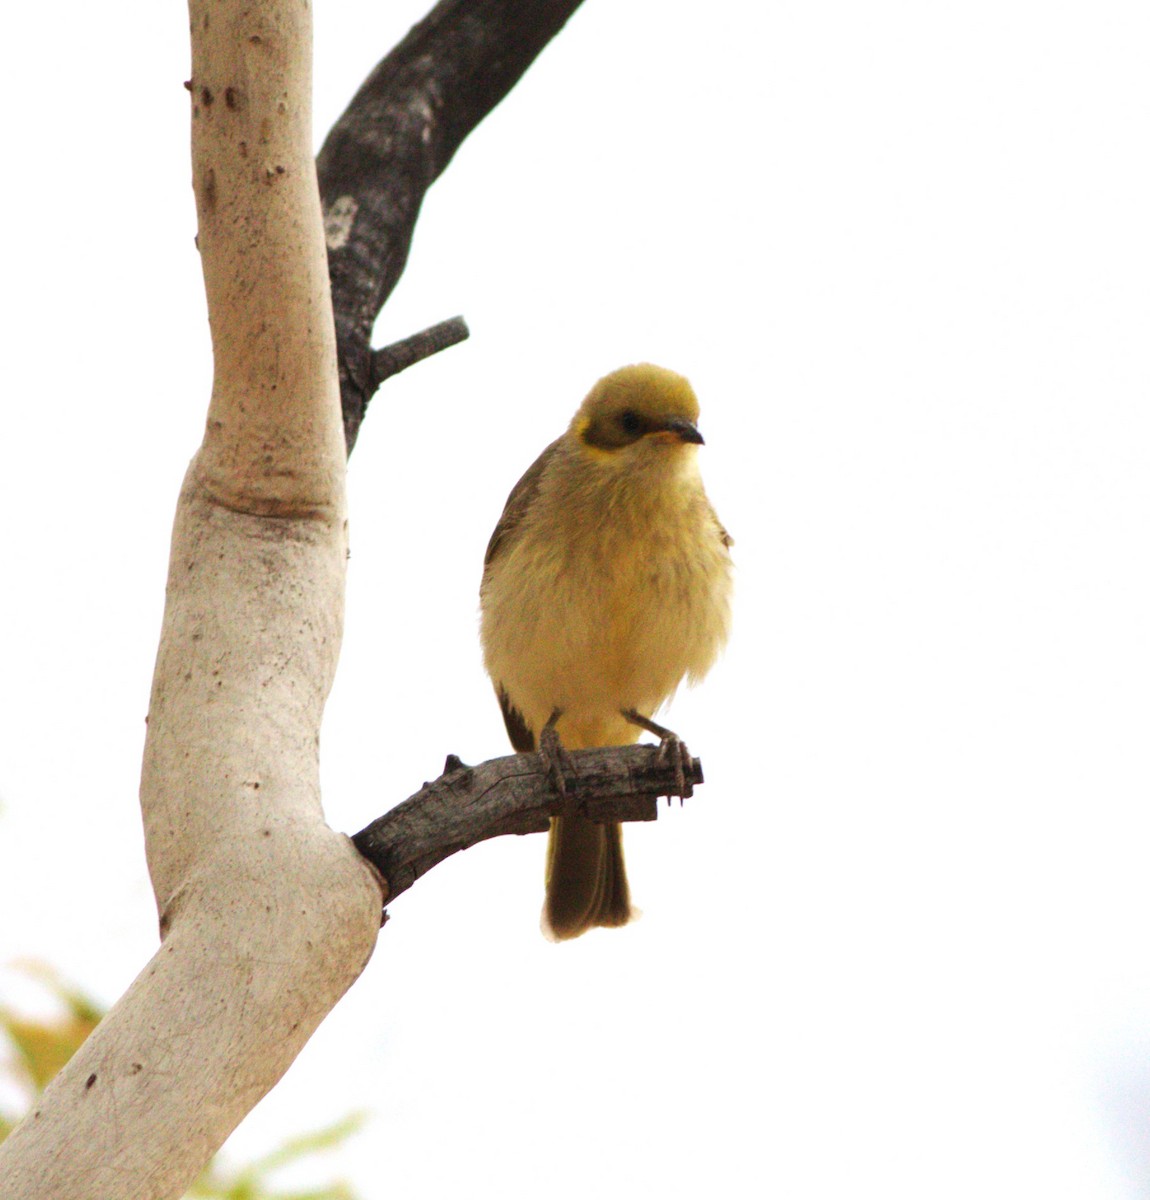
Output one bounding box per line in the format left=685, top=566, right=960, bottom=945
left=479, top=363, right=733, bottom=940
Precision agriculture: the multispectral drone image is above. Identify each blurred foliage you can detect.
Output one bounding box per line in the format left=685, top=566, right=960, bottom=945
left=187, top=1113, right=365, bottom=1200
left=1, top=963, right=364, bottom=1200
left=0, top=961, right=102, bottom=1126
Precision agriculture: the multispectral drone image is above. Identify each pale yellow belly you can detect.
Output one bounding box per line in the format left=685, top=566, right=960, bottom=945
left=481, top=524, right=729, bottom=749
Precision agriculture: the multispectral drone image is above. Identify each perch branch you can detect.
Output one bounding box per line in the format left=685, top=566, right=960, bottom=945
left=316, top=0, right=586, bottom=452
left=353, top=744, right=704, bottom=910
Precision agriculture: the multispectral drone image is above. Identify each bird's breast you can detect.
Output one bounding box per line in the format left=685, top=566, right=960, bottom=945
left=480, top=490, right=731, bottom=745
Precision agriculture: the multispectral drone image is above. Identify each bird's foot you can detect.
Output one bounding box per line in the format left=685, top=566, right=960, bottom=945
left=621, top=708, right=692, bottom=802
left=539, top=709, right=576, bottom=802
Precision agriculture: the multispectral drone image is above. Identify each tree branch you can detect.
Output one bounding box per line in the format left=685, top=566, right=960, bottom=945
left=370, top=315, right=470, bottom=391
left=354, top=746, right=704, bottom=909
left=316, top=0, right=586, bottom=452
left=0, top=3, right=384, bottom=1195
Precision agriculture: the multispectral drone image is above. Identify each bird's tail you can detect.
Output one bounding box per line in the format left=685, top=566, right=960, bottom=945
left=542, top=815, right=633, bottom=940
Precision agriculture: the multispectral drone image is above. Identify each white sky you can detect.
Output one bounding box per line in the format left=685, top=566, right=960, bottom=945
left=2, top=1, right=1149, bottom=1196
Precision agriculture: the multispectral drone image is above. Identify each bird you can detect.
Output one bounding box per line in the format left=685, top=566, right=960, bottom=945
left=479, top=362, right=733, bottom=940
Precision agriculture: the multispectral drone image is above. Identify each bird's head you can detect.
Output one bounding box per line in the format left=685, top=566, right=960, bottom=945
left=571, top=364, right=704, bottom=464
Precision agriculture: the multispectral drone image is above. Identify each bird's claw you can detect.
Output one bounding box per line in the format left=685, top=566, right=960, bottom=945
left=539, top=710, right=575, bottom=802
left=622, top=708, right=692, bottom=803
left=656, top=732, right=693, bottom=804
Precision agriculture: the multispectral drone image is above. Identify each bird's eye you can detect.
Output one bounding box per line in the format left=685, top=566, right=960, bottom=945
left=619, top=409, right=642, bottom=436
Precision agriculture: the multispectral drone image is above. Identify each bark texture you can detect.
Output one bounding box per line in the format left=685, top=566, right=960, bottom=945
left=317, top=0, right=585, bottom=451
left=0, top=2, right=382, bottom=1196
left=355, top=745, right=703, bottom=910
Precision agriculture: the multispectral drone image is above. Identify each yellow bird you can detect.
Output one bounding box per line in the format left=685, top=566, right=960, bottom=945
left=480, top=363, right=733, bottom=940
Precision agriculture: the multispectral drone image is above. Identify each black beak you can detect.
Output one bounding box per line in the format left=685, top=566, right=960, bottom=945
left=663, top=418, right=704, bottom=445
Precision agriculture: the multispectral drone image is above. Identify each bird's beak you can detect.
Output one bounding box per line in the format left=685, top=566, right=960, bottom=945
left=659, top=418, right=705, bottom=445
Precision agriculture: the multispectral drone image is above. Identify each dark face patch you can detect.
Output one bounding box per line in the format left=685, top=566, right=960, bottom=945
left=581, top=407, right=652, bottom=450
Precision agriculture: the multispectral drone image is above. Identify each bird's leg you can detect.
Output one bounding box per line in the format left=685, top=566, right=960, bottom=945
left=621, top=708, right=691, bottom=802
left=538, top=708, right=575, bottom=802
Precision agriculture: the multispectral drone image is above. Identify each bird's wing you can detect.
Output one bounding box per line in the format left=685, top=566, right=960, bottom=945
left=483, top=439, right=563, bottom=752
left=482, top=437, right=563, bottom=568
left=497, top=686, right=537, bottom=752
